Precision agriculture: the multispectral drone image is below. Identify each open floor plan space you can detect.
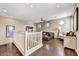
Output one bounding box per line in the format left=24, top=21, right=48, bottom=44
left=0, top=3, right=79, bottom=56
left=0, top=39, right=78, bottom=56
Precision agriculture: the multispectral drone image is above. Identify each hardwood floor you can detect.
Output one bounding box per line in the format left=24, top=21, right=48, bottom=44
left=30, top=39, right=78, bottom=56
left=64, top=47, right=78, bottom=56
left=0, top=39, right=78, bottom=56
left=0, top=43, right=22, bottom=56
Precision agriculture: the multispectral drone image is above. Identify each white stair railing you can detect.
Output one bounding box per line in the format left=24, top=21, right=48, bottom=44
left=13, top=31, right=43, bottom=56
left=13, top=31, right=25, bottom=55
left=25, top=32, right=43, bottom=55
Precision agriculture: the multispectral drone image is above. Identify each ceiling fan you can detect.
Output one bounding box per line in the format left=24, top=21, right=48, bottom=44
left=40, top=18, right=50, bottom=27
left=41, top=18, right=46, bottom=22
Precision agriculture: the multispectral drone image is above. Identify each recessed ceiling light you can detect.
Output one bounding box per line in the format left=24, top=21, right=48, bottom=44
left=0, top=8, right=7, bottom=12
left=57, top=5, right=60, bottom=8
left=30, top=5, right=33, bottom=8
left=3, top=9, right=7, bottom=12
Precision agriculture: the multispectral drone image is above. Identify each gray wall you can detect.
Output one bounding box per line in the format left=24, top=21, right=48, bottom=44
left=35, top=16, right=73, bottom=33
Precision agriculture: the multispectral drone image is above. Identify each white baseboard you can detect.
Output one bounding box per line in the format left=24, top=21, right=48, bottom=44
left=76, top=49, right=79, bottom=56
left=13, top=40, right=24, bottom=55
left=0, top=41, right=9, bottom=45
left=25, top=43, right=43, bottom=56
left=0, top=38, right=13, bottom=45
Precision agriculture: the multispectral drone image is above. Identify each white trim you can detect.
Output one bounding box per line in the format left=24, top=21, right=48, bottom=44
left=76, top=49, right=79, bottom=56
left=25, top=43, right=43, bottom=56
left=13, top=40, right=24, bottom=55
left=0, top=41, right=10, bottom=45
left=0, top=42, right=8, bottom=45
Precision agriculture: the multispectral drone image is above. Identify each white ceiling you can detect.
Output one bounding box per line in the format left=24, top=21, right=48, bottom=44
left=0, top=3, right=75, bottom=23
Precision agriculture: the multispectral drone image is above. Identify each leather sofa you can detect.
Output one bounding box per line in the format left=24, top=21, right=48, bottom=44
left=42, top=32, right=54, bottom=41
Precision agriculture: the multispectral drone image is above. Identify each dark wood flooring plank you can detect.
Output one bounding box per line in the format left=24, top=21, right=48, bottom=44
left=0, top=39, right=78, bottom=56
left=30, top=39, right=78, bottom=56
left=0, top=43, right=23, bottom=56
